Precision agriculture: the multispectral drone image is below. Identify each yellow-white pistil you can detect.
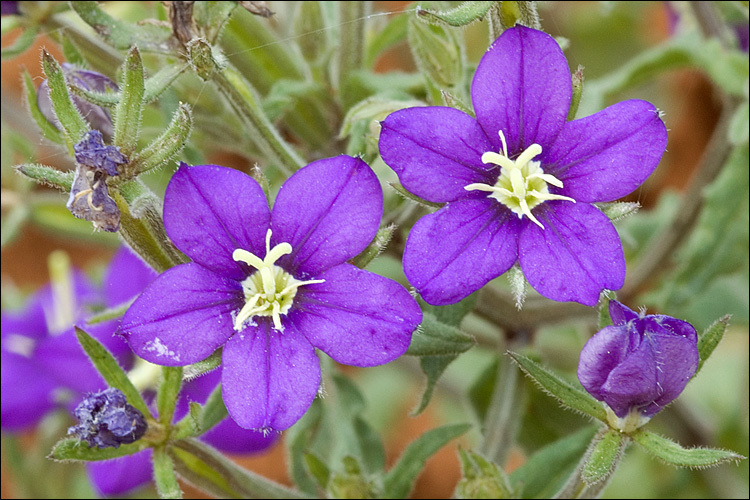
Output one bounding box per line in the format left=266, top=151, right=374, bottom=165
left=232, top=229, right=324, bottom=332
left=464, top=131, right=575, bottom=229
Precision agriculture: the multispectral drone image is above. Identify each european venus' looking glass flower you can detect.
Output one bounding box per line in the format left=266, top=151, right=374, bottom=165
left=378, top=25, right=668, bottom=306
left=577, top=301, right=698, bottom=432
left=120, top=156, right=422, bottom=432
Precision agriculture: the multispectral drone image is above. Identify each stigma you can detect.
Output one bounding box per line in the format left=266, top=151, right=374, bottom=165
left=464, top=131, right=575, bottom=229
left=232, top=229, right=324, bottom=332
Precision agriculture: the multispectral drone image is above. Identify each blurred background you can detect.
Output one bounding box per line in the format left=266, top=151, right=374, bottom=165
left=2, top=1, right=748, bottom=498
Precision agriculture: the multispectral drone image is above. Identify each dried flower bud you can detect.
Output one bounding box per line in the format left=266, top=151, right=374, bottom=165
left=68, top=388, right=147, bottom=449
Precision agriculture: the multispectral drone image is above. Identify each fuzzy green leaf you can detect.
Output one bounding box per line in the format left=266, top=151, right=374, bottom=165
left=132, top=102, right=192, bottom=175
left=632, top=429, right=745, bottom=468
left=581, top=429, right=626, bottom=485
left=696, top=315, right=732, bottom=375
left=49, top=438, right=149, bottom=462
left=407, top=312, right=476, bottom=357
left=113, top=46, right=145, bottom=158
left=154, top=446, right=183, bottom=499
left=15, top=164, right=73, bottom=191
left=41, top=50, right=88, bottom=147
left=22, top=69, right=64, bottom=144
left=415, top=2, right=494, bottom=27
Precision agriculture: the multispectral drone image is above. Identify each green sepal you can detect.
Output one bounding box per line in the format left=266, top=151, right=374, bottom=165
left=74, top=326, right=152, bottom=419
left=42, top=49, right=89, bottom=148
left=407, top=16, right=464, bottom=95
left=131, top=102, right=192, bottom=175
left=407, top=312, right=476, bottom=357
left=389, top=182, right=444, bottom=209
left=506, top=351, right=607, bottom=422
left=22, top=69, right=64, bottom=145
left=69, top=1, right=172, bottom=51
left=1, top=24, right=37, bottom=59
left=85, top=299, right=134, bottom=325
left=568, top=65, right=584, bottom=121
left=198, top=382, right=229, bottom=434
left=183, top=349, right=223, bottom=379
left=696, top=315, right=731, bottom=375
left=153, top=446, right=183, bottom=499
left=383, top=423, right=471, bottom=499
left=171, top=438, right=314, bottom=499
left=597, top=289, right=618, bottom=330
left=510, top=425, right=598, bottom=499
left=339, top=96, right=426, bottom=140
left=293, top=0, right=329, bottom=66
left=595, top=201, right=640, bottom=222
left=49, top=437, right=150, bottom=462
left=351, top=224, right=396, bottom=269
left=157, top=366, right=183, bottom=428
left=581, top=428, right=627, bottom=485
left=441, top=90, right=474, bottom=117
left=415, top=1, right=494, bottom=27
left=631, top=429, right=745, bottom=468
left=113, top=45, right=145, bottom=160
left=61, top=36, right=86, bottom=67
left=455, top=448, right=513, bottom=499
left=15, top=163, right=73, bottom=191
left=303, top=452, right=331, bottom=490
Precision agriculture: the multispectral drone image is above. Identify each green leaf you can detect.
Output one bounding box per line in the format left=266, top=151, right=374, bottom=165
left=413, top=355, right=456, bottom=416
left=49, top=438, right=149, bottom=462
left=293, top=0, right=329, bottom=66
left=183, top=349, right=222, bottom=380
left=303, top=452, right=330, bottom=490
left=69, top=1, right=172, bottom=51
left=383, top=423, right=470, bottom=499
left=157, top=367, right=183, bottom=427
left=339, top=96, right=426, bottom=140
left=567, top=66, right=584, bottom=121
left=407, top=16, right=464, bottom=95
left=455, top=448, right=513, bottom=499
left=581, top=429, right=626, bottom=485
left=1, top=25, right=37, bottom=59
left=467, top=358, right=498, bottom=425
left=15, top=164, right=73, bottom=191
left=1, top=204, right=29, bottom=248
left=595, top=201, right=640, bottom=223
left=74, top=326, right=152, bottom=419
left=389, top=182, right=444, bottom=209
left=85, top=299, right=134, bottom=325
left=415, top=2, right=494, bottom=27
left=696, top=315, right=732, bottom=375
left=153, top=446, right=183, bottom=499
left=285, top=401, right=324, bottom=495
left=171, top=438, right=313, bottom=499
left=507, top=351, right=607, bottom=422
left=510, top=425, right=599, bottom=499
left=631, top=429, right=745, bottom=468
left=597, top=289, right=618, bottom=330
left=351, top=224, right=396, bottom=269
left=113, top=46, right=145, bottom=159
left=199, top=382, right=229, bottom=434
left=29, top=198, right=119, bottom=245
left=132, top=102, right=192, bottom=175
left=407, top=312, right=476, bottom=357
left=42, top=50, right=89, bottom=147
left=729, top=101, right=749, bottom=145
left=22, top=69, right=64, bottom=145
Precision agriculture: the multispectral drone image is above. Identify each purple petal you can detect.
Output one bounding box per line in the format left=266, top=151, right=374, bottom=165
left=178, top=370, right=279, bottom=453
left=599, top=335, right=660, bottom=417
left=291, top=263, right=420, bottom=366
left=1, top=350, right=57, bottom=430
left=103, top=246, right=158, bottom=307
left=608, top=300, right=639, bottom=326
left=34, top=327, right=110, bottom=394
left=472, top=26, right=571, bottom=155
left=379, top=107, right=496, bottom=203
left=519, top=202, right=624, bottom=306
left=86, top=450, right=153, bottom=496
left=1, top=294, right=48, bottom=342
left=272, top=156, right=382, bottom=276
left=577, top=324, right=629, bottom=401
left=221, top=322, right=320, bottom=432
left=164, top=164, right=271, bottom=281
left=403, top=198, right=520, bottom=305
left=121, top=263, right=241, bottom=366
left=545, top=100, right=668, bottom=202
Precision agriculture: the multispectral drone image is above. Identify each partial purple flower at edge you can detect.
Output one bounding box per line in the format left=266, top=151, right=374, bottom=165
left=378, top=25, right=668, bottom=306
left=1, top=1, right=19, bottom=16
left=120, top=156, right=422, bottom=433
left=577, top=301, right=698, bottom=432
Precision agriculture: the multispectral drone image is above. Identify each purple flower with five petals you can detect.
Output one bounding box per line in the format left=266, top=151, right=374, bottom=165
left=578, top=300, right=698, bottom=432
left=120, top=156, right=422, bottom=432
left=378, top=26, right=668, bottom=306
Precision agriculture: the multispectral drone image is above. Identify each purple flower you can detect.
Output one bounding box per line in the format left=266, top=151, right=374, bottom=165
left=1, top=1, right=19, bottom=16
left=68, top=387, right=147, bottom=448
left=577, top=301, right=698, bottom=432
left=121, top=156, right=422, bottom=432
left=378, top=26, right=668, bottom=306
left=37, top=63, right=118, bottom=142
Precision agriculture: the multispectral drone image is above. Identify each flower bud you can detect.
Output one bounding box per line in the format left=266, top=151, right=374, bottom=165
left=37, top=64, right=118, bottom=142
left=68, top=387, right=147, bottom=448
left=577, top=301, right=698, bottom=432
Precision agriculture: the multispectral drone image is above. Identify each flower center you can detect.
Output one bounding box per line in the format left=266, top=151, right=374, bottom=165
left=464, top=131, right=575, bottom=229
left=232, top=229, right=324, bottom=332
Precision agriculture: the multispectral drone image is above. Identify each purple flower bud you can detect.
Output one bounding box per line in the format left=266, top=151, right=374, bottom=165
left=578, top=301, right=698, bottom=432
left=67, top=130, right=126, bottom=232
left=37, top=64, right=118, bottom=142
left=68, top=387, right=147, bottom=449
